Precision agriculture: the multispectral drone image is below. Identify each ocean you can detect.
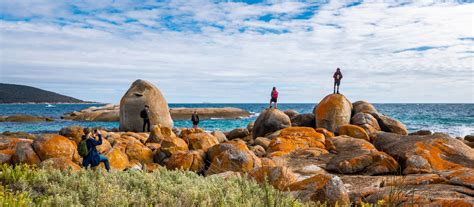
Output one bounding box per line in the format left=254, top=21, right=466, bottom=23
left=0, top=103, right=473, bottom=137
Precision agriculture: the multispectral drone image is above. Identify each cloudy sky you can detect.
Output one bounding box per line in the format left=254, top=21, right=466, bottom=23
left=0, top=0, right=473, bottom=103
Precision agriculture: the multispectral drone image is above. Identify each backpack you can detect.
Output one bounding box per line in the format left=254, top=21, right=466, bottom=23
left=78, top=140, right=89, bottom=157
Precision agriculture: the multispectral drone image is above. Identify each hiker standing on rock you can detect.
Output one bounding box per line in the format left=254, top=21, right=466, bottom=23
left=333, top=68, right=343, bottom=94
left=79, top=128, right=110, bottom=172
left=191, top=111, right=200, bottom=129
left=269, top=87, right=279, bottom=109
left=140, top=105, right=151, bottom=132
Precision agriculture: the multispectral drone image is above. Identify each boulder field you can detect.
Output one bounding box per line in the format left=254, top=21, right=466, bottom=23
left=1, top=93, right=473, bottom=206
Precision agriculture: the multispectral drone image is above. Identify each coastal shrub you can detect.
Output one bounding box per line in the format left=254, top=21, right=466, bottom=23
left=0, top=164, right=310, bottom=206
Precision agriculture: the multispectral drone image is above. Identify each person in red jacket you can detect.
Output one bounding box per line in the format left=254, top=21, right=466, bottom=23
left=333, top=68, right=343, bottom=94
left=269, top=87, right=278, bottom=109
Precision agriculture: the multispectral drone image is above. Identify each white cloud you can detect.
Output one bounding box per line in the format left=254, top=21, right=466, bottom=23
left=0, top=0, right=473, bottom=103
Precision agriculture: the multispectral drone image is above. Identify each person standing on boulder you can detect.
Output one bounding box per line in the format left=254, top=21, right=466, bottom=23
left=333, top=68, right=343, bottom=94
left=269, top=87, right=279, bottom=109
left=140, top=105, right=151, bottom=132
left=81, top=128, right=110, bottom=172
left=191, top=111, right=200, bottom=129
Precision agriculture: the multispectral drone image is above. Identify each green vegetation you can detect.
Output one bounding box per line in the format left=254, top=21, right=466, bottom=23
left=0, top=164, right=309, bottom=206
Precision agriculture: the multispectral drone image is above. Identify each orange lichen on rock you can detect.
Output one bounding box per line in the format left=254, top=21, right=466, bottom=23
left=165, top=150, right=205, bottom=173
left=442, top=168, right=474, bottom=188
left=374, top=132, right=473, bottom=175
left=414, top=139, right=463, bottom=171
left=248, top=166, right=298, bottom=190
left=315, top=128, right=334, bottom=138
left=337, top=124, right=370, bottom=141
left=206, top=140, right=261, bottom=175
left=267, top=127, right=325, bottom=157
left=315, top=94, right=353, bottom=132
left=324, top=136, right=399, bottom=175
left=383, top=174, right=446, bottom=186
left=186, top=132, right=219, bottom=152
left=32, top=134, right=79, bottom=161
left=288, top=173, right=350, bottom=206
left=260, top=158, right=276, bottom=167
left=104, top=145, right=130, bottom=170
left=288, top=173, right=330, bottom=191
left=125, top=141, right=154, bottom=164
left=40, top=157, right=81, bottom=171
left=180, top=128, right=205, bottom=139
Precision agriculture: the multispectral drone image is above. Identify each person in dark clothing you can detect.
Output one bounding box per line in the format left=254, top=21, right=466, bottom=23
left=333, top=68, right=343, bottom=94
left=140, top=105, right=151, bottom=132
left=81, top=128, right=110, bottom=172
left=269, top=87, right=279, bottom=109
left=191, top=111, right=200, bottom=129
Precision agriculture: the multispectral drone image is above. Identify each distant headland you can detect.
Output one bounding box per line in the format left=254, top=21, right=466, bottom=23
left=0, top=83, right=91, bottom=104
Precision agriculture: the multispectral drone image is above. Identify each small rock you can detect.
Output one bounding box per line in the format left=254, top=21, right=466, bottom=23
left=283, top=109, right=299, bottom=119
left=291, top=113, right=316, bottom=128
left=254, top=137, right=271, bottom=149
left=228, top=128, right=249, bottom=140
left=288, top=173, right=350, bottom=206
left=211, top=130, right=227, bottom=143
left=409, top=130, right=433, bottom=136
left=246, top=122, right=254, bottom=132
left=250, top=145, right=266, bottom=157
left=464, top=135, right=474, bottom=142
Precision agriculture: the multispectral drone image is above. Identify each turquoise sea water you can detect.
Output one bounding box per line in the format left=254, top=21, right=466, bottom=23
left=0, top=103, right=473, bottom=137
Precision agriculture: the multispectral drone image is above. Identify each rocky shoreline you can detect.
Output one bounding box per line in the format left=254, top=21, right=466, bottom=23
left=0, top=115, right=54, bottom=122
left=60, top=104, right=252, bottom=121
left=1, top=79, right=473, bottom=206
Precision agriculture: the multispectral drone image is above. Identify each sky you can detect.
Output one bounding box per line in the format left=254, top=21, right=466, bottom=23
left=0, top=0, right=473, bottom=104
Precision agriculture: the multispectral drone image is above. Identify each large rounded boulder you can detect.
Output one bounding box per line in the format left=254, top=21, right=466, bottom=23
left=165, top=150, right=205, bottom=173
left=315, top=94, right=352, bottom=132
left=267, top=127, right=326, bottom=157
left=291, top=113, right=316, bottom=128
left=371, top=112, right=408, bottom=135
left=32, top=134, right=79, bottom=161
left=59, top=125, right=84, bottom=144
left=323, top=136, right=399, bottom=175
left=186, top=132, right=219, bottom=152
left=352, top=100, right=377, bottom=114
left=119, top=79, right=173, bottom=132
left=252, top=108, right=291, bottom=138
left=206, top=140, right=261, bottom=175
left=374, top=132, right=474, bottom=174
left=249, top=166, right=298, bottom=190
left=104, top=145, right=130, bottom=171
left=125, top=141, right=154, bottom=164
left=12, top=141, right=41, bottom=165
left=336, top=124, right=370, bottom=141
left=350, top=112, right=381, bottom=137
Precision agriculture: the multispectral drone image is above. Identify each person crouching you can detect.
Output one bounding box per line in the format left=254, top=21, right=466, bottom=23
left=80, top=128, right=110, bottom=172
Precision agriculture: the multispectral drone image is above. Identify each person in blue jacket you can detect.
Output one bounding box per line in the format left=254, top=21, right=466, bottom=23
left=81, top=128, right=110, bottom=172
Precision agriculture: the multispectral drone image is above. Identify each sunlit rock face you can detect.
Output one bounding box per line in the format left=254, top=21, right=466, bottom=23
left=119, top=79, right=173, bottom=132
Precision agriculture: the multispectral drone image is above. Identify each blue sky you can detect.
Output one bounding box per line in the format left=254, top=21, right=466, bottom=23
left=0, top=0, right=473, bottom=103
